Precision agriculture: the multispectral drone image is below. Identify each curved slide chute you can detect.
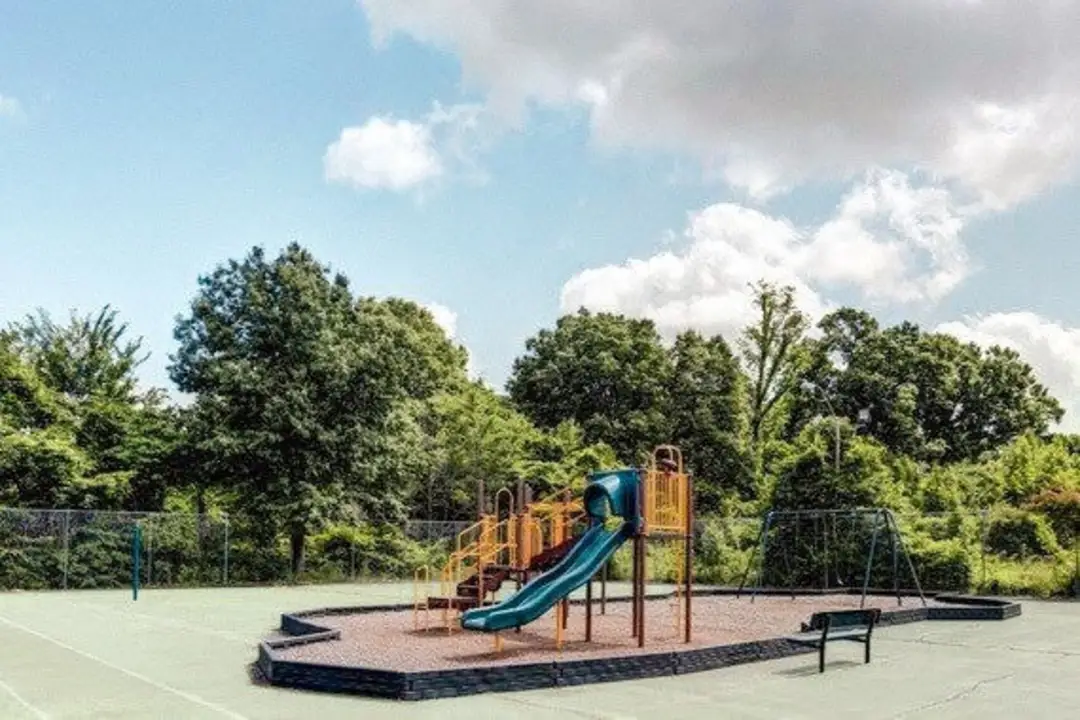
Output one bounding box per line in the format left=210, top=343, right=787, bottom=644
left=461, top=468, right=639, bottom=633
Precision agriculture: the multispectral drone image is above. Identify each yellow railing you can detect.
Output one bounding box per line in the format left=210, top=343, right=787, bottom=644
left=644, top=445, right=688, bottom=536
left=413, top=565, right=433, bottom=631
left=416, top=480, right=589, bottom=633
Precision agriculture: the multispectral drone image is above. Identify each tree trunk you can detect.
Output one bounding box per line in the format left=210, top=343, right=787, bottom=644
left=289, top=527, right=306, bottom=578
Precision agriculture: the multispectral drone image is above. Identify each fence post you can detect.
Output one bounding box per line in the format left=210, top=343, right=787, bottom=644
left=61, top=510, right=71, bottom=591
left=223, top=515, right=230, bottom=586
left=145, top=520, right=153, bottom=587
left=979, top=509, right=990, bottom=591
left=132, top=523, right=142, bottom=601
left=1074, top=520, right=1078, bottom=597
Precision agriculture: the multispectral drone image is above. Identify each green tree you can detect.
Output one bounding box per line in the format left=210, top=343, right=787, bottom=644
left=798, top=310, right=1062, bottom=462
left=518, top=419, right=620, bottom=498
left=170, top=243, right=442, bottom=574
left=771, top=420, right=906, bottom=512
left=507, top=309, right=671, bottom=462
left=9, top=306, right=146, bottom=402
left=424, top=383, right=539, bottom=519
left=666, top=331, right=752, bottom=507
left=739, top=282, right=809, bottom=489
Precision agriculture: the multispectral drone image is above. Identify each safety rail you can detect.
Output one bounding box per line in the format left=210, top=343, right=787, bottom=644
left=419, top=481, right=590, bottom=633
left=413, top=565, right=433, bottom=631
left=644, top=445, right=689, bottom=536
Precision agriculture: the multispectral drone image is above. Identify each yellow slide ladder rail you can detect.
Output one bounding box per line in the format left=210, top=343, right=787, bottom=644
left=413, top=565, right=433, bottom=631
left=644, top=445, right=688, bottom=536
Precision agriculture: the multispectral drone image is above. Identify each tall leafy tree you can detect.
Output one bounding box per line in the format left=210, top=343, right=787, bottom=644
left=507, top=309, right=671, bottom=462
left=666, top=331, right=752, bottom=506
left=739, top=281, right=809, bottom=485
left=798, top=309, right=1063, bottom=462
left=9, top=306, right=147, bottom=402
left=170, top=243, right=437, bottom=574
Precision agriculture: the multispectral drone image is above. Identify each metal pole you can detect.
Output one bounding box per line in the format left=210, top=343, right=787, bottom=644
left=601, top=560, right=607, bottom=614
left=630, top=470, right=639, bottom=651
left=146, top=521, right=153, bottom=587
left=585, top=575, right=593, bottom=642
left=750, top=512, right=774, bottom=603
left=222, top=516, right=230, bottom=586
left=891, top=510, right=900, bottom=605
left=737, top=515, right=767, bottom=599
left=61, top=510, right=71, bottom=591
left=791, top=511, right=799, bottom=599
left=860, top=511, right=881, bottom=608
left=820, top=514, right=828, bottom=591
left=887, top=510, right=927, bottom=607
left=684, top=473, right=693, bottom=644
left=132, top=523, right=142, bottom=602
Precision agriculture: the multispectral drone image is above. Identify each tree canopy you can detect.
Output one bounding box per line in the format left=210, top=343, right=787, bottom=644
left=3, top=242, right=1075, bottom=596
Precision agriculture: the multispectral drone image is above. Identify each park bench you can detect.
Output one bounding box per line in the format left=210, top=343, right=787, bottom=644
left=787, top=608, right=881, bottom=673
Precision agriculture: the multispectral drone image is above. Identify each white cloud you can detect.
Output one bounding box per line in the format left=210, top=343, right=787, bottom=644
left=0, top=94, right=23, bottom=120
left=324, top=102, right=487, bottom=191
left=561, top=170, right=967, bottom=341
left=423, top=301, right=480, bottom=380
left=325, top=117, right=441, bottom=191
left=361, top=0, right=1080, bottom=207
left=424, top=301, right=459, bottom=339
left=937, top=313, right=1080, bottom=433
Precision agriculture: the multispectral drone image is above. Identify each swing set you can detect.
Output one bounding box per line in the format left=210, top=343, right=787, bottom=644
left=737, top=508, right=927, bottom=608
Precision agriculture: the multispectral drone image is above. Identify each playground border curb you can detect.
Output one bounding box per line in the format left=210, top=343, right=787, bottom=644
left=255, top=591, right=1021, bottom=701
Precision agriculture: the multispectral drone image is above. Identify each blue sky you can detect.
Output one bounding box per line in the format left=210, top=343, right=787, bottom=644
left=2, top=1, right=1079, bottom=425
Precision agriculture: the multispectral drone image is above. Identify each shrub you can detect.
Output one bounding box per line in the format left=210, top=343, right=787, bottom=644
left=985, top=507, right=1061, bottom=559
left=1025, top=487, right=1080, bottom=547
left=694, top=516, right=759, bottom=586
left=904, top=534, right=975, bottom=591
left=978, top=556, right=1074, bottom=598
left=307, top=523, right=449, bottom=581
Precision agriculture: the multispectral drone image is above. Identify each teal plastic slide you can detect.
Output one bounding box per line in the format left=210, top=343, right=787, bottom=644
left=460, top=468, right=640, bottom=633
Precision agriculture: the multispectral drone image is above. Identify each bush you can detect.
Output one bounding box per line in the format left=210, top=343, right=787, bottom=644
left=978, top=556, right=1074, bottom=598
left=306, top=523, right=449, bottom=581
left=1025, top=487, right=1080, bottom=547
left=694, top=516, right=759, bottom=586
left=904, top=535, right=975, bottom=591
left=985, top=507, right=1061, bottom=559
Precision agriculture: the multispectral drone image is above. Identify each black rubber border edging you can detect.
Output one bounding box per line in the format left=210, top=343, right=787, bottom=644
left=255, top=590, right=1021, bottom=701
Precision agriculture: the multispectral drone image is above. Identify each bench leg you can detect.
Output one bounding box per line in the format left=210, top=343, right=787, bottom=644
left=819, top=643, right=826, bottom=673
left=865, top=636, right=871, bottom=664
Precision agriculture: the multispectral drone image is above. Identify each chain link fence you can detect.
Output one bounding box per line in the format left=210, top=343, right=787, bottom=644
left=0, top=508, right=230, bottom=591
left=403, top=519, right=471, bottom=543
left=2, top=507, right=1076, bottom=596
left=688, top=509, right=1079, bottom=597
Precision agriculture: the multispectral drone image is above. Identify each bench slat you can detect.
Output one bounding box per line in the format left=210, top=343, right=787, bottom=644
left=788, top=628, right=868, bottom=643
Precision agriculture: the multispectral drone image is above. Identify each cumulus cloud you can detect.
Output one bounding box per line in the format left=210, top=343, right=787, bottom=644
left=423, top=301, right=480, bottom=380
left=561, top=169, right=967, bottom=341
left=424, top=301, right=459, bottom=339
left=361, top=0, right=1080, bottom=206
left=0, top=94, right=23, bottom=120
left=324, top=103, right=486, bottom=191
left=937, top=313, right=1080, bottom=433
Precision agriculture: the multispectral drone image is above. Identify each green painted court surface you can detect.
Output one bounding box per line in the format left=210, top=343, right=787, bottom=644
left=0, top=584, right=1077, bottom=719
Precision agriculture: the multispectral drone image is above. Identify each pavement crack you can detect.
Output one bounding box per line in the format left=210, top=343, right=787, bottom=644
left=496, top=694, right=633, bottom=719
left=889, top=673, right=1015, bottom=718
left=884, top=636, right=1080, bottom=658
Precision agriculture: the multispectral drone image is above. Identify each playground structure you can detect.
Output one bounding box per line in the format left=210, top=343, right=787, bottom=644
left=262, top=452, right=1024, bottom=702
left=413, top=446, right=694, bottom=649
left=737, top=507, right=927, bottom=608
